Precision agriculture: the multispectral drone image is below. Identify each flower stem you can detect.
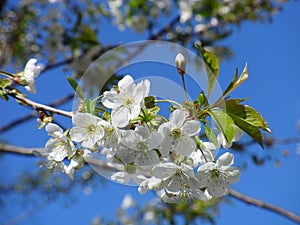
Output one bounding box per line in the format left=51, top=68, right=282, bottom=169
left=0, top=71, right=14, bottom=78
left=155, top=99, right=182, bottom=108
left=180, top=74, right=189, bottom=101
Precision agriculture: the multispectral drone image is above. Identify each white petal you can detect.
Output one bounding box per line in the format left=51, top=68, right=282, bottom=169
left=152, top=162, right=178, bottom=179
left=111, top=171, right=131, bottom=185
left=159, top=136, right=173, bottom=157
left=112, top=107, right=130, bottom=128
left=46, top=123, right=63, bottom=137
left=232, top=126, right=243, bottom=142
left=169, top=109, right=185, bottom=128
left=175, top=136, right=196, bottom=156
left=102, top=90, right=122, bottom=109
left=132, top=174, right=147, bottom=185
left=190, top=189, right=208, bottom=201
left=69, top=127, right=85, bottom=142
left=72, top=113, right=99, bottom=128
left=158, top=122, right=172, bottom=137
left=182, top=120, right=201, bottom=136
left=118, top=75, right=135, bottom=92
left=134, top=79, right=150, bottom=100
left=226, top=167, right=241, bottom=184
left=207, top=179, right=228, bottom=197
left=148, top=131, right=162, bottom=149
left=217, top=152, right=234, bottom=169
left=134, top=151, right=159, bottom=167
left=128, top=102, right=141, bottom=119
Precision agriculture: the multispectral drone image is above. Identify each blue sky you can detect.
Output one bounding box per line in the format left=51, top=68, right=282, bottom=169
left=1, top=1, right=300, bottom=225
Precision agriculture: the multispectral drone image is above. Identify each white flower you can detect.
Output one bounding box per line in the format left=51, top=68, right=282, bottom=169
left=217, top=126, right=243, bottom=149
left=23, top=58, right=43, bottom=93
left=120, top=126, right=162, bottom=151
left=189, top=141, right=218, bottom=167
left=196, top=152, right=240, bottom=197
left=140, top=162, right=207, bottom=202
left=102, top=75, right=150, bottom=128
left=175, top=53, right=186, bottom=74
left=118, top=127, right=161, bottom=167
left=45, top=123, right=76, bottom=161
left=110, top=163, right=147, bottom=185
left=70, top=113, right=105, bottom=149
left=64, top=149, right=91, bottom=179
left=158, top=109, right=200, bottom=156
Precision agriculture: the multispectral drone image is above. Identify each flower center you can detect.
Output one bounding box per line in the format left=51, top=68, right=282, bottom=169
left=170, top=128, right=181, bottom=139
left=123, top=96, right=134, bottom=107
left=88, top=125, right=95, bottom=132
left=137, top=141, right=148, bottom=150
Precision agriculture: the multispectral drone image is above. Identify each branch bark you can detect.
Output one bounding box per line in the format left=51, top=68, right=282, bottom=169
left=229, top=189, right=300, bottom=224
left=0, top=93, right=74, bottom=133
left=7, top=90, right=74, bottom=118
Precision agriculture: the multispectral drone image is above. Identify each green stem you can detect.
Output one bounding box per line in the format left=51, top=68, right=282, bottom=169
left=180, top=74, right=189, bottom=101
left=155, top=99, right=182, bottom=108
left=0, top=71, right=14, bottom=78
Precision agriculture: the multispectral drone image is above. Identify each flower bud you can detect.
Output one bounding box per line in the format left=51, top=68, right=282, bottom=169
left=175, top=53, right=186, bottom=75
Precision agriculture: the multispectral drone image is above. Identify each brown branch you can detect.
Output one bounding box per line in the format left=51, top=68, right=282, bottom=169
left=229, top=189, right=300, bottom=224
left=0, top=93, right=74, bottom=133
left=0, top=143, right=42, bottom=155
left=7, top=90, right=74, bottom=118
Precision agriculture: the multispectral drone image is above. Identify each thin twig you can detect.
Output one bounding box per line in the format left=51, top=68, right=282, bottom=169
left=229, top=189, right=300, bottom=224
left=7, top=90, right=73, bottom=118
left=0, top=93, right=74, bottom=133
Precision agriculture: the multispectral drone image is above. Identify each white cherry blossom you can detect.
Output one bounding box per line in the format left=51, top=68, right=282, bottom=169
left=158, top=109, right=200, bottom=156
left=45, top=123, right=76, bottom=162
left=70, top=113, right=105, bottom=149
left=101, top=75, right=150, bottom=128
left=23, top=58, right=43, bottom=93
left=196, top=152, right=240, bottom=197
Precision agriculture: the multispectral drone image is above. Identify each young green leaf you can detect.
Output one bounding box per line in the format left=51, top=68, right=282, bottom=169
left=85, top=99, right=96, bottom=115
left=229, top=113, right=264, bottom=148
left=67, top=76, right=85, bottom=101
left=225, top=99, right=271, bottom=133
left=204, top=125, right=219, bottom=148
left=209, top=109, right=235, bottom=143
left=195, top=43, right=219, bottom=96
left=223, top=64, right=248, bottom=97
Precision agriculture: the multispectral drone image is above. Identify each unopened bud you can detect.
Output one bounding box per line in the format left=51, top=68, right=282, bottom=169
left=175, top=53, right=186, bottom=75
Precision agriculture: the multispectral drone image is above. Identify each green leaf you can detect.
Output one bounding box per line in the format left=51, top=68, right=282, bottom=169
left=196, top=43, right=219, bottom=96
left=209, top=109, right=235, bottom=143
left=225, top=99, right=271, bottom=133
left=223, top=64, right=248, bottom=97
left=85, top=99, right=96, bottom=115
left=204, top=125, right=219, bottom=148
left=67, top=76, right=85, bottom=101
left=229, top=113, right=264, bottom=148
left=0, top=78, right=12, bottom=88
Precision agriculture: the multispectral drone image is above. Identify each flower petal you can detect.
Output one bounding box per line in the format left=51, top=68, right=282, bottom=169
left=169, top=109, right=185, bottom=128
left=112, top=107, right=130, bottom=128
left=175, top=136, right=196, bottom=156
left=216, top=152, right=234, bottom=169
left=182, top=120, right=201, bottom=136
left=118, top=75, right=135, bottom=93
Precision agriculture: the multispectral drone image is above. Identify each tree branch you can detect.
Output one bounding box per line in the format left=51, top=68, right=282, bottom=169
left=6, top=90, right=74, bottom=118
left=1, top=144, right=300, bottom=224
left=229, top=189, right=300, bottom=224
left=0, top=93, right=74, bottom=133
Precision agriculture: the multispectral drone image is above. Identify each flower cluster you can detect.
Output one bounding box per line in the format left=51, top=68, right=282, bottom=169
left=41, top=70, right=241, bottom=203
